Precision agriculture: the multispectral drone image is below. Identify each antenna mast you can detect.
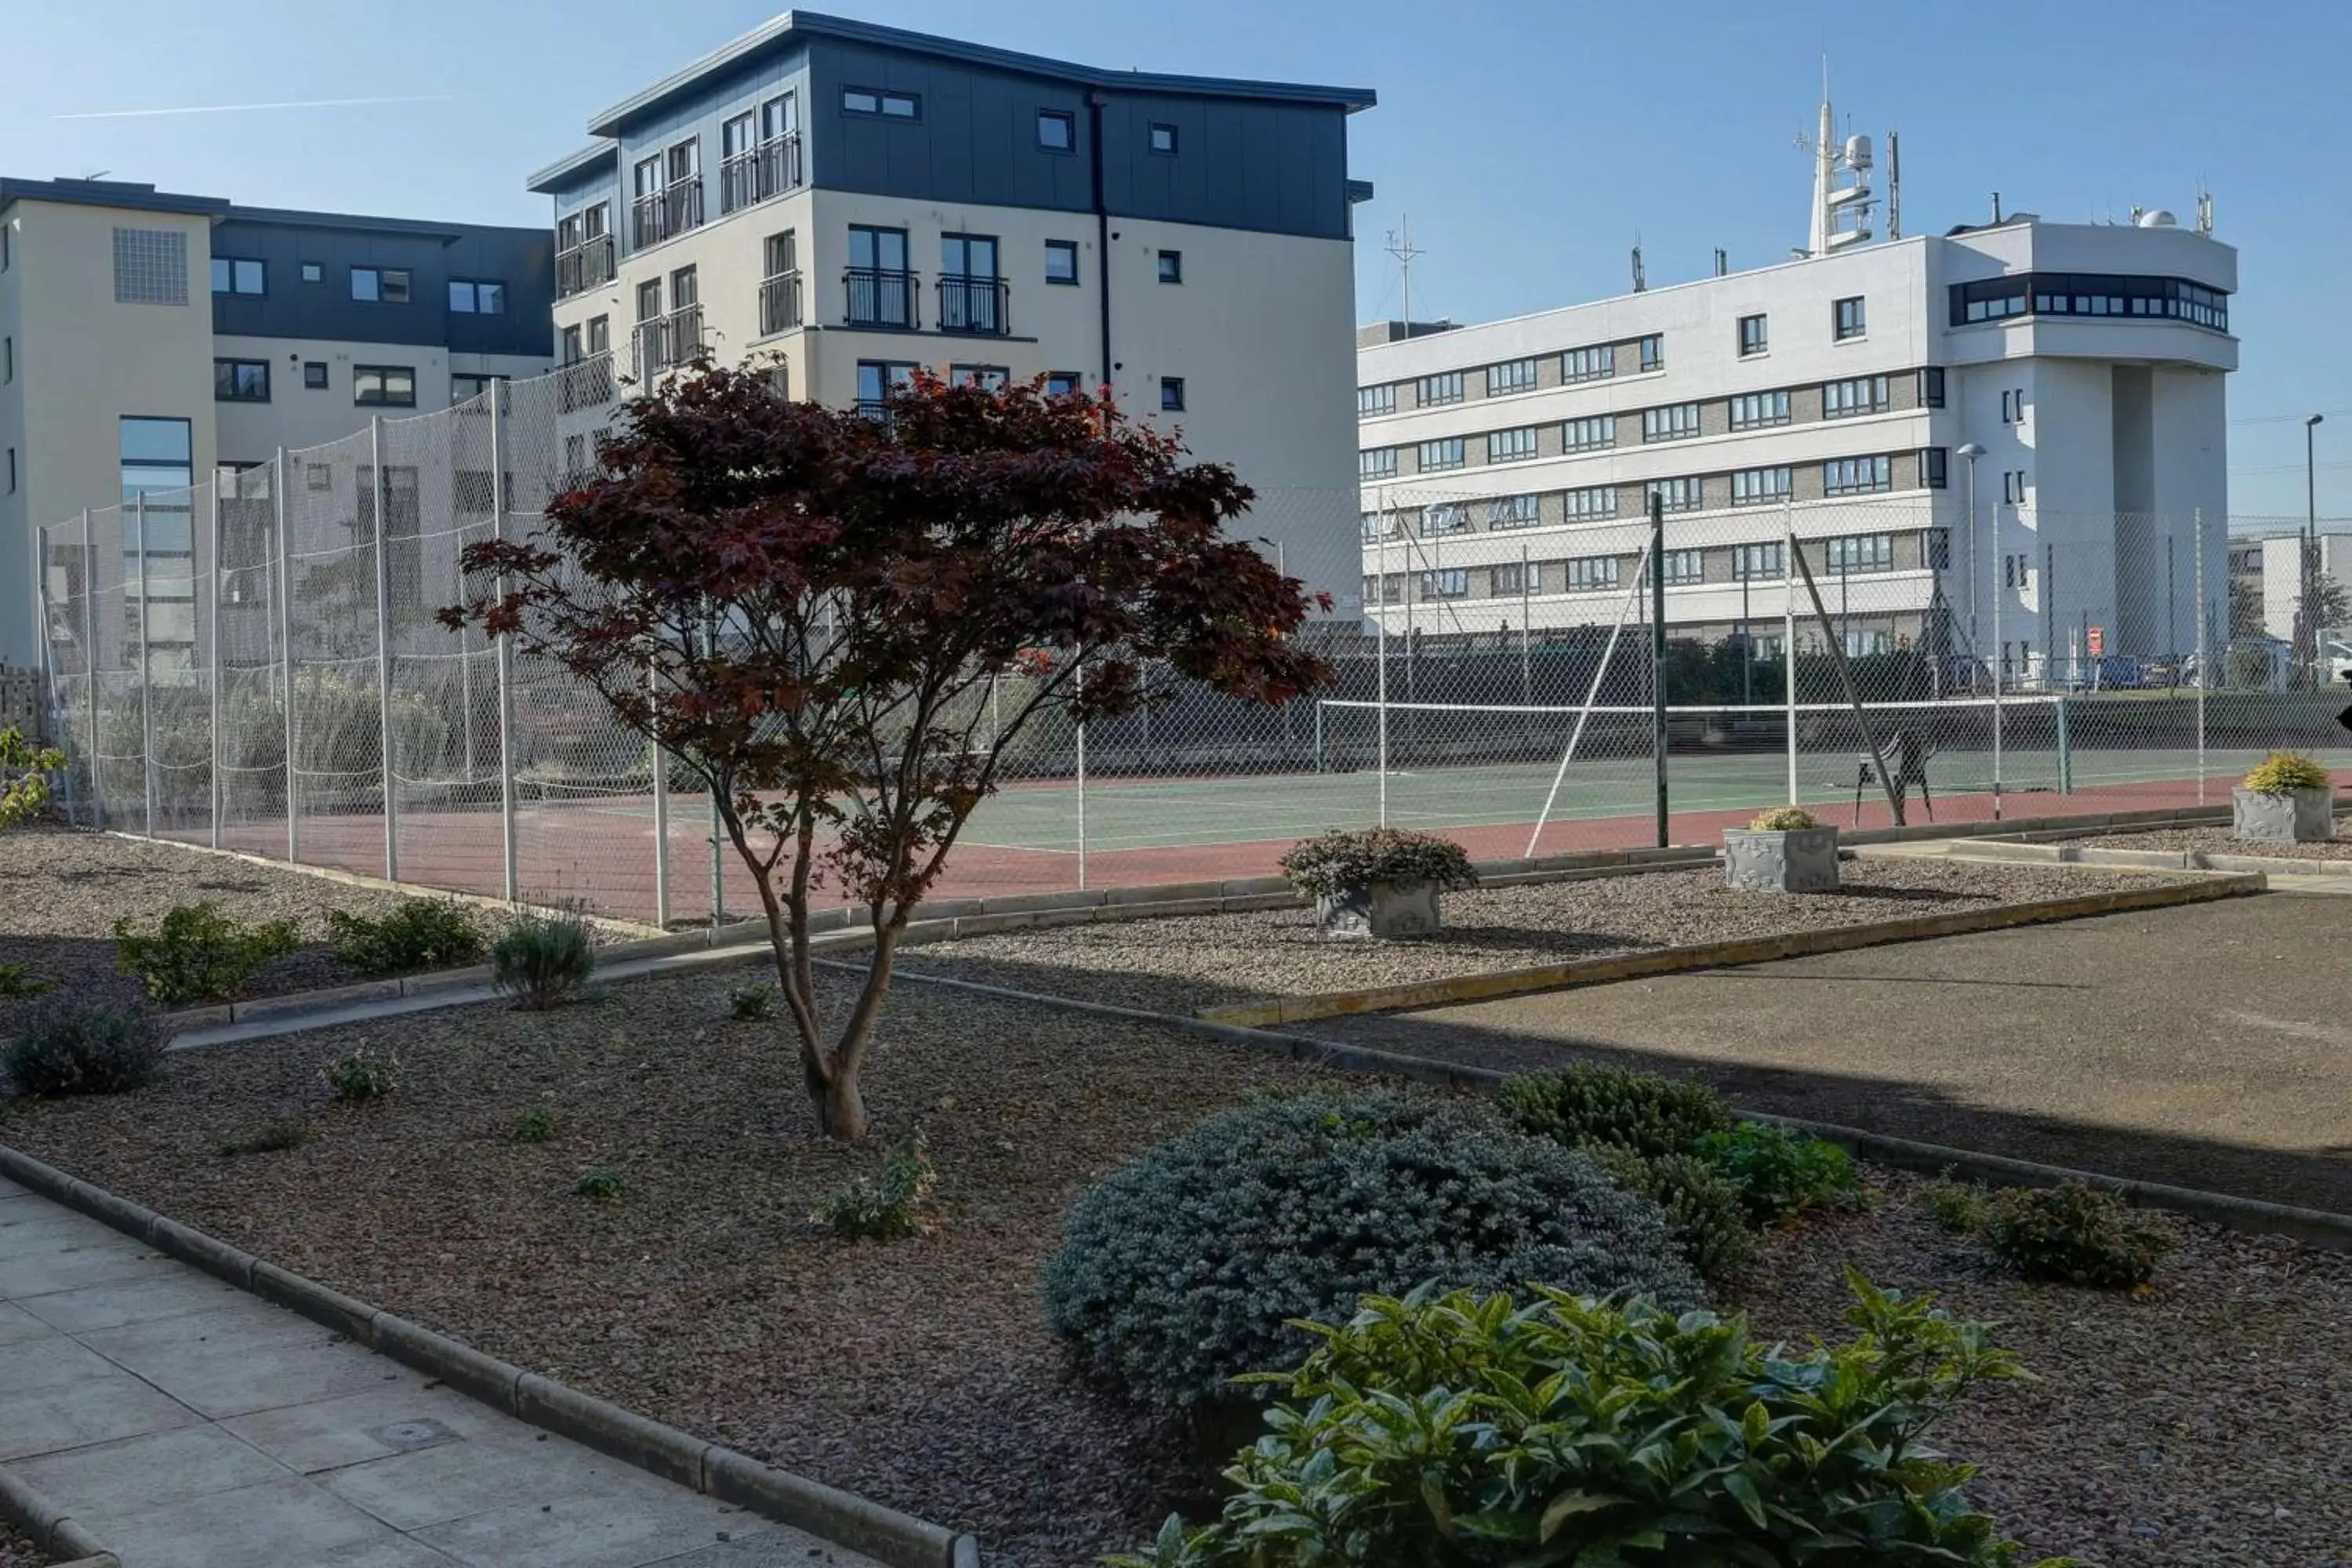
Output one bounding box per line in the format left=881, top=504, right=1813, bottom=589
left=1631, top=234, right=1646, bottom=292
left=1795, top=60, right=1877, bottom=257
left=1384, top=216, right=1424, bottom=335
left=1886, top=132, right=1900, bottom=240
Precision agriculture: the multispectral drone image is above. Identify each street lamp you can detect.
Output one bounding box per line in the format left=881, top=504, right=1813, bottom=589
left=1958, top=442, right=1999, bottom=817
left=1957, top=443, right=1987, bottom=688
left=2304, top=414, right=2325, bottom=688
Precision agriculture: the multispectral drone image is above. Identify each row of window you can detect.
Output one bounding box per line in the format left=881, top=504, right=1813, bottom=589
left=1363, top=452, right=1933, bottom=539
left=1359, top=531, right=1911, bottom=604
left=1949, top=272, right=2229, bottom=331
left=1736, top=296, right=1866, bottom=357
left=851, top=361, right=1165, bottom=410
left=205, top=256, right=506, bottom=312
left=212, top=358, right=430, bottom=407
left=1362, top=335, right=1665, bottom=414
left=1035, top=107, right=1180, bottom=156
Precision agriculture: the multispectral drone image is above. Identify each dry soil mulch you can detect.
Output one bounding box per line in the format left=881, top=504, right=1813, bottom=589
left=898, top=858, right=2208, bottom=1015
left=4, top=971, right=2348, bottom=1566
left=2082, top=818, right=2352, bottom=862
left=0, top=1521, right=44, bottom=1568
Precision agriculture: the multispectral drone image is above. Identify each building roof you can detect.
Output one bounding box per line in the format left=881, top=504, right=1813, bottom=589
left=580, top=9, right=1376, bottom=139
left=0, top=176, right=543, bottom=246
left=525, top=143, right=620, bottom=196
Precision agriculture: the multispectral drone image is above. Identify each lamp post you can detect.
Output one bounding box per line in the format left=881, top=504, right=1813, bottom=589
left=1958, top=442, right=1998, bottom=816
left=2304, top=414, right=2324, bottom=688
left=1958, top=443, right=1987, bottom=688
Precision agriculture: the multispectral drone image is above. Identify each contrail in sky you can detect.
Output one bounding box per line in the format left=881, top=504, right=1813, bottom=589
left=57, top=95, right=450, bottom=122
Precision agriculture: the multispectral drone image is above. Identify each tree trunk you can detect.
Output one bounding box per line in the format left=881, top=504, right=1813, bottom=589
left=807, top=1056, right=869, bottom=1142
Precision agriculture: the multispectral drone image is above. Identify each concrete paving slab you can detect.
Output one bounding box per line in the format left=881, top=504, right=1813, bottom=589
left=0, top=1174, right=24, bottom=1197
left=0, top=1300, right=55, bottom=1346
left=0, top=1370, right=205, bottom=1461
left=321, top=1423, right=686, bottom=1532
left=646, top=1535, right=848, bottom=1567
left=14, top=1264, right=246, bottom=1333
left=219, top=1377, right=521, bottom=1475
left=413, top=1487, right=779, bottom=1568
left=11, top=1423, right=296, bottom=1516
left=77, top=1300, right=397, bottom=1419
left=97, top=1472, right=427, bottom=1566
left=0, top=1226, right=176, bottom=1299
left=0, top=1333, right=122, bottom=1396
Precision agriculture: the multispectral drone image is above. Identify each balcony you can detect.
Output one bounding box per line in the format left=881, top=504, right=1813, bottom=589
left=631, top=181, right=704, bottom=251
left=759, top=271, right=804, bottom=337
left=556, top=351, right=613, bottom=414
left=936, top=274, right=1009, bottom=336
left=555, top=235, right=613, bottom=298
left=632, top=307, right=705, bottom=379
left=844, top=267, right=920, bottom=329
left=720, top=133, right=804, bottom=214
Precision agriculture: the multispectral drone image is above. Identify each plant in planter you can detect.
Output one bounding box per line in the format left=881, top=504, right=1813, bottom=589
left=1278, top=827, right=1479, bottom=939
left=2231, top=752, right=2336, bottom=844
left=1723, top=804, right=1841, bottom=893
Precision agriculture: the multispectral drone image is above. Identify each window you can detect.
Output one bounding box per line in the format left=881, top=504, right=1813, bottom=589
left=120, top=416, right=192, bottom=502
left=1926, top=527, right=1951, bottom=569
left=939, top=234, right=1000, bottom=337
left=1824, top=533, right=1895, bottom=574
left=1731, top=466, right=1791, bottom=506
left=1360, top=512, right=1386, bottom=543
left=1487, top=426, right=1538, bottom=463
left=452, top=372, right=508, bottom=401
left=1646, top=476, right=1704, bottom=514
left=1036, top=110, right=1075, bottom=151
left=2, top=337, right=9, bottom=383
left=1833, top=296, right=1867, bottom=339
left=1419, top=569, right=1470, bottom=600
left=1149, top=122, right=1178, bottom=155
left=1491, top=562, right=1530, bottom=596
left=1156, top=249, right=1182, bottom=285
left=2004, top=553, right=2031, bottom=589
left=1422, top=503, right=1468, bottom=535
left=1416, top=371, right=1464, bottom=407
left=1951, top=272, right=2230, bottom=331
left=1159, top=376, right=1185, bottom=412
left=1822, top=375, right=1890, bottom=418
left=1417, top=437, right=1465, bottom=472
left=1486, top=493, right=1541, bottom=530
left=637, top=277, right=663, bottom=322
left=1737, top=314, right=1768, bottom=355
left=1045, top=371, right=1085, bottom=397
left=350, top=267, right=411, bottom=303
left=1565, top=485, right=1617, bottom=521
left=1733, top=541, right=1784, bottom=580
left=303, top=361, right=328, bottom=390
left=1357, top=383, right=1396, bottom=416
left=2002, top=469, right=2028, bottom=505
left=1920, top=447, right=1949, bottom=488
left=448, top=279, right=507, bottom=314
left=1044, top=239, right=1080, bottom=285
left=1842, top=630, right=1890, bottom=657
left=1360, top=448, right=1399, bottom=479
left=1486, top=358, right=1538, bottom=396
left=846, top=226, right=913, bottom=325
left=952, top=365, right=1010, bottom=390
left=1730, top=390, right=1790, bottom=430
left=855, top=359, right=919, bottom=417
left=353, top=365, right=417, bottom=407
left=1375, top=573, right=1405, bottom=603
left=111, top=227, right=187, bottom=305
left=843, top=87, right=919, bottom=118
left=210, top=257, right=265, bottom=295
left=1564, top=415, right=1616, bottom=452
left=1824, top=455, right=1894, bottom=495
left=5, top=448, right=13, bottom=494
left=1566, top=556, right=1621, bottom=592
left=1641, top=402, right=1701, bottom=443
left=1563, top=343, right=1614, bottom=383
left=1637, top=334, right=1664, bottom=372
left=1918, top=367, right=1945, bottom=408
left=212, top=358, right=270, bottom=401
left=2001, top=388, right=2027, bottom=423
left=587, top=315, right=610, bottom=357
left=1664, top=549, right=1704, bottom=586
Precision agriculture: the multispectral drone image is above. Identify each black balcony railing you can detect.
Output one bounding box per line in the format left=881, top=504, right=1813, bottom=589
left=936, top=274, right=1009, bottom=336
left=844, top=267, right=919, bottom=328
left=630, top=181, right=704, bottom=250
left=855, top=399, right=891, bottom=422
left=632, top=307, right=706, bottom=379
left=556, top=351, right=613, bottom=414
left=720, top=133, right=804, bottom=213
left=555, top=235, right=613, bottom=298
left=759, top=271, right=804, bottom=336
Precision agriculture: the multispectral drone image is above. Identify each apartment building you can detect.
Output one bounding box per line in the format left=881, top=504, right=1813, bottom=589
left=525, top=9, right=1374, bottom=615
left=0, top=176, right=553, bottom=666
left=1359, top=209, right=2237, bottom=677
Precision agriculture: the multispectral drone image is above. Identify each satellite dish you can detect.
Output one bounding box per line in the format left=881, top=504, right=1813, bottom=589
left=1844, top=133, right=1873, bottom=171
left=2136, top=209, right=2179, bottom=228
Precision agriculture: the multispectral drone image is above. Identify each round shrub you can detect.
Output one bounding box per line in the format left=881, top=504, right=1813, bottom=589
left=2241, top=751, right=2331, bottom=794
left=1044, top=1093, right=1700, bottom=1414
left=491, top=913, right=597, bottom=1010
left=1499, top=1062, right=1731, bottom=1161
left=1278, top=827, right=1479, bottom=900
left=1582, top=1143, right=1755, bottom=1283
left=1748, top=804, right=1823, bottom=831
left=1984, top=1179, right=2174, bottom=1288
left=4, top=1000, right=164, bottom=1097
left=1699, top=1120, right=1860, bottom=1223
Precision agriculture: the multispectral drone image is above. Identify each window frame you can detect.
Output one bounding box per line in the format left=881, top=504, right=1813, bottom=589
left=1159, top=376, right=1186, bottom=412
left=1486, top=425, right=1539, bottom=464
left=1421, top=503, right=1469, bottom=535
left=1921, top=447, right=1949, bottom=489
left=1416, top=436, right=1466, bottom=473
left=1035, top=109, right=1076, bottom=152
left=1824, top=532, right=1895, bottom=574
left=1822, top=454, right=1895, bottom=497
left=1564, top=415, right=1616, bottom=452
left=1156, top=249, right=1183, bottom=285
left=1918, top=366, right=1946, bottom=408
left=1640, top=401, right=1701, bottom=444
left=1486, top=493, right=1541, bottom=530
left=1663, top=548, right=1705, bottom=586
left=1044, top=238, right=1080, bottom=285
left=1645, top=476, right=1704, bottom=514
left=1417, top=568, right=1471, bottom=601
left=212, top=358, right=271, bottom=403
left=1044, top=371, right=1084, bottom=398
left=1737, top=314, right=1769, bottom=356
left=1359, top=447, right=1399, bottom=479
left=1486, top=357, right=1538, bottom=397
left=1566, top=555, right=1621, bottom=593
left=1730, top=389, right=1791, bottom=430
left=842, top=86, right=920, bottom=119
left=1730, top=466, right=1792, bottom=506
left=303, top=361, right=329, bottom=390
left=1833, top=295, right=1867, bottom=340
left=1733, top=541, right=1785, bottom=581
left=1564, top=485, right=1617, bottom=521
left=350, top=266, right=411, bottom=304
left=448, top=278, right=507, bottom=314
left=210, top=256, right=266, bottom=296
left=1356, top=383, right=1396, bottom=416
left=1563, top=343, right=1615, bottom=383
left=352, top=364, right=418, bottom=408
left=1148, top=122, right=1179, bottom=155
left=1416, top=371, right=1464, bottom=407
left=1822, top=374, right=1891, bottom=419
left=1637, top=334, right=1664, bottom=372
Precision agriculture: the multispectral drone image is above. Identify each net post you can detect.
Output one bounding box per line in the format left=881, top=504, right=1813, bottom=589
left=1376, top=484, right=1389, bottom=826
left=1990, top=501, right=2004, bottom=818
left=1784, top=500, right=1798, bottom=806
left=1074, top=657, right=1087, bottom=891
left=207, top=473, right=223, bottom=849
left=370, top=416, right=398, bottom=881
left=1649, top=492, right=1668, bottom=848
left=2193, top=507, right=2207, bottom=805
left=134, top=490, right=155, bottom=838
left=274, top=448, right=299, bottom=862
left=488, top=387, right=518, bottom=903
left=1312, top=699, right=1325, bottom=775
left=79, top=508, right=101, bottom=829
left=650, top=661, right=671, bottom=928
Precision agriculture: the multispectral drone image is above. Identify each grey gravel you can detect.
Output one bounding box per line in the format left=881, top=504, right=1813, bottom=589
left=0, top=1519, right=43, bottom=1568
left=2082, top=818, right=2352, bottom=861
left=898, top=859, right=2207, bottom=1015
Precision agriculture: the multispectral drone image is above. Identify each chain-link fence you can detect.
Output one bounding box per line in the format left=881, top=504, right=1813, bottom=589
left=33, top=366, right=2352, bottom=927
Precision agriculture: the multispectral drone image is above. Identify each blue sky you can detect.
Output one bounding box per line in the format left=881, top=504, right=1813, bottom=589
left=9, top=0, right=2348, bottom=522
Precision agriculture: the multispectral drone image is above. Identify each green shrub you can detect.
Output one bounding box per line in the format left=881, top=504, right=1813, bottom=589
left=1700, top=1120, right=1860, bottom=1222
left=510, top=1105, right=559, bottom=1144
left=726, top=982, right=775, bottom=1021
left=2, top=1000, right=163, bottom=1096
left=1278, top=826, right=1479, bottom=900
left=0, top=964, right=53, bottom=1001
left=574, top=1167, right=630, bottom=1200
left=1112, top=1274, right=2064, bottom=1568
left=323, top=1046, right=401, bottom=1105
left=1044, top=1093, right=1699, bottom=1416
left=219, top=1114, right=314, bottom=1156
left=1748, top=804, right=1823, bottom=831
left=1498, top=1062, right=1731, bottom=1161
left=0, top=725, right=64, bottom=830
left=490, top=913, right=597, bottom=1010
left=1984, top=1180, right=2174, bottom=1288
left=325, top=900, right=485, bottom=976
left=812, top=1131, right=937, bottom=1240
left=1920, top=1176, right=1991, bottom=1235
left=2242, top=751, right=2332, bottom=793
left=1581, top=1143, right=1755, bottom=1282
left=114, top=902, right=300, bottom=1005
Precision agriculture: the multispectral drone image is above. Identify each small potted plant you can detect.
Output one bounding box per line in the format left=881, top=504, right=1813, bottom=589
left=1279, top=826, right=1479, bottom=939
left=2232, top=752, right=2336, bottom=844
left=1724, top=805, right=1840, bottom=893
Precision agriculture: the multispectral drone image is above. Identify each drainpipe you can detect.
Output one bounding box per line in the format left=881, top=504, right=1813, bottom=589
left=1088, top=91, right=1112, bottom=393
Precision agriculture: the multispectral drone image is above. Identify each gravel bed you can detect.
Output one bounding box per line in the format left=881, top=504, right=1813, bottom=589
left=2082, top=818, right=2352, bottom=862
left=898, top=858, right=2208, bottom=1015
left=0, top=825, right=628, bottom=1039
left=0, top=1521, right=44, bottom=1568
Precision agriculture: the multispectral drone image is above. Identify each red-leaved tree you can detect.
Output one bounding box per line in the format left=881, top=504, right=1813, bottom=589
left=445, top=362, right=1330, bottom=1139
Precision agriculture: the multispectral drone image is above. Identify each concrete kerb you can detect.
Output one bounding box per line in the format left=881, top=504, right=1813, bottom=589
left=1911, top=836, right=2352, bottom=879
left=0, top=1457, right=121, bottom=1568
left=0, top=1146, right=977, bottom=1568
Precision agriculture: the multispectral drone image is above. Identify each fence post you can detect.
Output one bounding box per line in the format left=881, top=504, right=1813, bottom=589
left=207, top=474, right=223, bottom=850
left=1648, top=493, right=1668, bottom=848
left=488, top=390, right=518, bottom=904
left=274, top=448, right=299, bottom=862
left=1783, top=500, right=1798, bottom=806
left=79, top=509, right=101, bottom=829
left=2194, top=507, right=2207, bottom=805
left=2054, top=694, right=2073, bottom=795
left=1074, top=658, right=1087, bottom=891
left=650, top=662, right=671, bottom=928
left=134, top=491, right=155, bottom=837
left=32, top=536, right=66, bottom=824
left=1989, top=500, right=2004, bottom=818
left=370, top=416, right=398, bottom=882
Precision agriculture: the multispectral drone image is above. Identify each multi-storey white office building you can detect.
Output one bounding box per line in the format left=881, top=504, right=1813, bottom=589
left=525, top=9, right=1374, bottom=618
left=0, top=176, right=554, bottom=668
left=1359, top=192, right=2238, bottom=677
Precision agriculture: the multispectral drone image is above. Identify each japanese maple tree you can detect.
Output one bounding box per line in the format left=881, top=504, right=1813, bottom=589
left=446, top=362, right=1329, bottom=1139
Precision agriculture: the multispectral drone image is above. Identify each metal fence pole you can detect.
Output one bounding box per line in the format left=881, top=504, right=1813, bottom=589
left=488, top=392, right=518, bottom=903
left=370, top=417, right=397, bottom=882
left=1990, top=503, right=2004, bottom=818
left=650, top=663, right=671, bottom=927
left=1074, top=658, right=1087, bottom=891
left=32, top=540, right=64, bottom=823
left=78, top=508, right=100, bottom=829
left=1375, top=575, right=1388, bottom=826
left=274, top=449, right=299, bottom=862
left=1783, top=500, right=1798, bottom=805
left=207, top=475, right=223, bottom=850
left=2194, top=507, right=2207, bottom=804
left=1648, top=493, right=1668, bottom=847
left=134, top=491, right=155, bottom=837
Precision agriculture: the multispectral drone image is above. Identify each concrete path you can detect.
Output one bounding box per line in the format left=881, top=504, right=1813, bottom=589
left=0, top=1174, right=874, bottom=1568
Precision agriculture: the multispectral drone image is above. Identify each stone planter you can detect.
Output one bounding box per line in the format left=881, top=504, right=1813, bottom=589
left=2230, top=786, right=2335, bottom=844
left=1313, top=880, right=1442, bottom=940
left=1723, top=826, right=1842, bottom=893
